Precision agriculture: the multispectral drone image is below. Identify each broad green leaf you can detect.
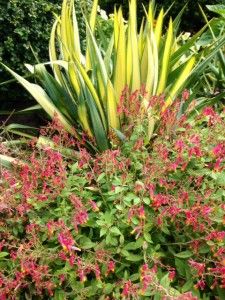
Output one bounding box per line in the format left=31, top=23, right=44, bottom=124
left=125, top=253, right=143, bottom=262
left=124, top=238, right=144, bottom=250
left=78, top=237, right=95, bottom=249
left=182, top=279, right=194, bottom=293
left=110, top=226, right=121, bottom=236
left=206, top=4, right=225, bottom=17
left=174, top=250, right=192, bottom=258
left=2, top=63, right=76, bottom=136
left=54, top=290, right=66, bottom=300
left=160, top=273, right=170, bottom=289
left=0, top=252, right=9, bottom=258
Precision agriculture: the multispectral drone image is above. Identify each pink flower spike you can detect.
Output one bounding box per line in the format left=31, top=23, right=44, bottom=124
left=106, top=260, right=115, bottom=275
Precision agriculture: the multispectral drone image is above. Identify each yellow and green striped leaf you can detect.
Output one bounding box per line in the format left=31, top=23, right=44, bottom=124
left=157, top=18, right=173, bottom=95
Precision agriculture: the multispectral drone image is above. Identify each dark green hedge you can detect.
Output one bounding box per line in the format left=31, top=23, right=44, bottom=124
left=0, top=0, right=61, bottom=75
left=0, top=0, right=91, bottom=111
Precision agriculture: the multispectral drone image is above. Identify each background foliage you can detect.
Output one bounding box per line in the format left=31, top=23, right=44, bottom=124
left=0, top=0, right=91, bottom=112
left=99, top=0, right=222, bottom=32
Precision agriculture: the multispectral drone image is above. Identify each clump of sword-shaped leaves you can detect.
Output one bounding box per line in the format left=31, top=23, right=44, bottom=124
left=3, top=0, right=225, bottom=151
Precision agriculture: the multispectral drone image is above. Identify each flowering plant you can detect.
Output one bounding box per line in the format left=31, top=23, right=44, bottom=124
left=0, top=93, right=225, bottom=299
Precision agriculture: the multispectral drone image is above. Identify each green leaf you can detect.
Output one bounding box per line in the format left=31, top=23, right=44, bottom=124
left=0, top=252, right=9, bottom=258
left=160, top=273, right=170, bottom=289
left=182, top=279, right=194, bottom=293
left=186, top=35, right=225, bottom=89
left=210, top=171, right=225, bottom=186
left=170, top=19, right=215, bottom=65
left=124, top=238, right=144, bottom=250
left=206, top=4, right=225, bottom=17
left=78, top=237, right=95, bottom=249
left=216, top=287, right=225, bottom=299
left=143, top=197, right=150, bottom=205
left=125, top=253, right=143, bottom=262
left=175, top=258, right=186, bottom=276
left=106, top=234, right=118, bottom=246
left=133, top=197, right=141, bottom=205
left=144, top=232, right=153, bottom=243
left=0, top=155, right=17, bottom=169
left=174, top=250, right=192, bottom=259
left=97, top=173, right=106, bottom=182
left=100, top=228, right=107, bottom=237
left=53, top=290, right=66, bottom=300
left=103, top=283, right=114, bottom=295
left=110, top=226, right=121, bottom=236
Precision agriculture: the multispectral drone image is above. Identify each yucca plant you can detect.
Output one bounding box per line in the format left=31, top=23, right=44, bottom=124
left=3, top=0, right=225, bottom=151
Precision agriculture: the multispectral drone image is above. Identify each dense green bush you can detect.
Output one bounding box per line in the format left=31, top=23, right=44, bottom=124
left=0, top=0, right=91, bottom=111
left=1, top=94, right=225, bottom=299
left=0, top=0, right=59, bottom=75
left=0, top=0, right=58, bottom=111
left=0, top=0, right=92, bottom=75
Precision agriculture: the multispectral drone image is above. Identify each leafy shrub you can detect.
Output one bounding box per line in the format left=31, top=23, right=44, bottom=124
left=0, top=0, right=58, bottom=75
left=0, top=0, right=92, bottom=75
left=1, top=93, right=225, bottom=299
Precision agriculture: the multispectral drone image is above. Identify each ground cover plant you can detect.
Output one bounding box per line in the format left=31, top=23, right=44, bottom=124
left=0, top=93, right=225, bottom=299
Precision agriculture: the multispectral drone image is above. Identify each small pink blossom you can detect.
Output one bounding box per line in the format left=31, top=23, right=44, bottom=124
left=106, top=260, right=115, bottom=275
left=188, top=259, right=205, bottom=276
left=195, top=279, right=206, bottom=290
left=212, top=143, right=225, bottom=158
left=89, top=200, right=99, bottom=212
left=182, top=89, right=190, bottom=101
left=203, top=107, right=216, bottom=117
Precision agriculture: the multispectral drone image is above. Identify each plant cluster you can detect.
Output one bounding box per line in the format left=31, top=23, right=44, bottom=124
left=3, top=0, right=225, bottom=152
left=0, top=93, right=225, bottom=299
